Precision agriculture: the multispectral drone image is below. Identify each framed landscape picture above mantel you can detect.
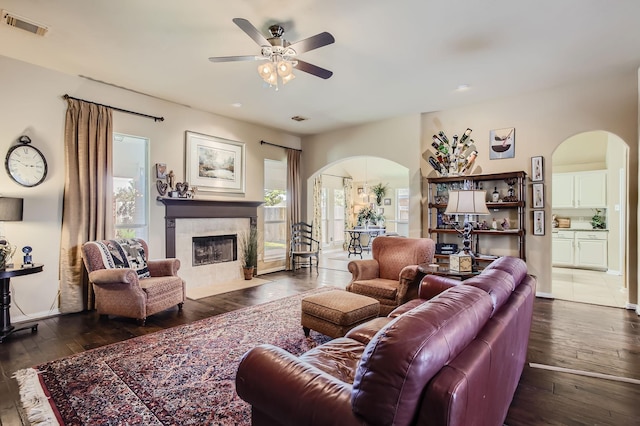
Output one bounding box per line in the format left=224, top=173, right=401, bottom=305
left=185, top=131, right=246, bottom=194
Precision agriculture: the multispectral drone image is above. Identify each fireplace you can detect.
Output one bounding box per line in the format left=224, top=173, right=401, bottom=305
left=192, top=234, right=237, bottom=266
left=157, top=198, right=263, bottom=289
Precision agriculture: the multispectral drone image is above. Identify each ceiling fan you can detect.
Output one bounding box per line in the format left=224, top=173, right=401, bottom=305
left=208, top=18, right=335, bottom=86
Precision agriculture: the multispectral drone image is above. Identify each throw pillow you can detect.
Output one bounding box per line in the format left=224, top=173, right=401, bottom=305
left=92, top=239, right=150, bottom=279
left=115, top=239, right=151, bottom=279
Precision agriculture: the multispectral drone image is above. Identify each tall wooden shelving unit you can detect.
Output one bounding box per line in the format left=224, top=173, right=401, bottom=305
left=424, top=171, right=527, bottom=263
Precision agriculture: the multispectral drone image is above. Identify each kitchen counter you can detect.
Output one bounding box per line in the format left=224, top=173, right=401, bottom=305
left=552, top=228, right=608, bottom=232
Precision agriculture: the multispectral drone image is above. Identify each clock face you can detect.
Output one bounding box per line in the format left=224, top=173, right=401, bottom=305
left=5, top=144, right=48, bottom=187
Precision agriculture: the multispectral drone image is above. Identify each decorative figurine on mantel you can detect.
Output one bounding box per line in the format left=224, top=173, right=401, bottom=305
left=501, top=218, right=510, bottom=230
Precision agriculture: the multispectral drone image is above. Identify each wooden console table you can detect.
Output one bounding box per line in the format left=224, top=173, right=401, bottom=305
left=0, top=264, right=43, bottom=343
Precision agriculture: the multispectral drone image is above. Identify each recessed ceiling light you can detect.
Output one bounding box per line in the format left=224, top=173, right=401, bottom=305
left=231, top=102, right=242, bottom=108
left=456, top=84, right=470, bottom=92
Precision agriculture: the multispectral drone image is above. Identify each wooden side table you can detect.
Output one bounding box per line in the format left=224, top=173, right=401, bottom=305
left=0, top=264, right=43, bottom=343
left=418, top=263, right=480, bottom=281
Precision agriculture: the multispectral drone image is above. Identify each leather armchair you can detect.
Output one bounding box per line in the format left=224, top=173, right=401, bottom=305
left=82, top=238, right=185, bottom=325
left=347, top=236, right=435, bottom=315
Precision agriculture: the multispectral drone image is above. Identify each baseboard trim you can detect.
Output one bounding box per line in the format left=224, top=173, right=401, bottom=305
left=529, top=362, right=640, bottom=385
left=535, top=292, right=554, bottom=299
left=12, top=308, right=61, bottom=324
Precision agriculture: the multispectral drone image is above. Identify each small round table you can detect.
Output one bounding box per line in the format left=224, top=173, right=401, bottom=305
left=417, top=263, right=480, bottom=281
left=0, top=264, right=43, bottom=343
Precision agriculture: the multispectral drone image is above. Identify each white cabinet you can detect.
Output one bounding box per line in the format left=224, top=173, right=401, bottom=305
left=552, top=230, right=608, bottom=270
left=552, top=174, right=575, bottom=208
left=552, top=231, right=574, bottom=266
left=552, top=171, right=607, bottom=208
left=575, top=232, right=608, bottom=269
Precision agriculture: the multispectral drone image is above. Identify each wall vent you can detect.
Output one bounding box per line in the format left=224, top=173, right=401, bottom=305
left=2, top=10, right=48, bottom=36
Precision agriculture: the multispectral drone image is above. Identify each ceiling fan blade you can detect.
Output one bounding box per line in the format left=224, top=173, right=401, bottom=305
left=232, top=18, right=270, bottom=47
left=295, top=60, right=333, bottom=79
left=209, top=55, right=262, bottom=63
left=288, top=32, right=335, bottom=54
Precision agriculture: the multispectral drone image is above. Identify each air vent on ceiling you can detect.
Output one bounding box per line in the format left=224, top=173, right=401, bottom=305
left=291, top=116, right=308, bottom=122
left=1, top=10, right=48, bottom=36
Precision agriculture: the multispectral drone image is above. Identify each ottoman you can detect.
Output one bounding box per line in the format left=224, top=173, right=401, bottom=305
left=301, top=290, right=380, bottom=338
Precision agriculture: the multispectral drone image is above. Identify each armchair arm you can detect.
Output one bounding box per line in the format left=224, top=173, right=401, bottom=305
left=395, top=264, right=425, bottom=305
left=347, top=259, right=379, bottom=281
left=418, top=275, right=462, bottom=299
left=147, top=258, right=181, bottom=277
left=88, top=269, right=138, bottom=286
left=236, top=345, right=360, bottom=426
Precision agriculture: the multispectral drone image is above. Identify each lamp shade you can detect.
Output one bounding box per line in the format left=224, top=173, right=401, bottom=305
left=444, top=190, right=489, bottom=215
left=0, top=197, right=24, bottom=221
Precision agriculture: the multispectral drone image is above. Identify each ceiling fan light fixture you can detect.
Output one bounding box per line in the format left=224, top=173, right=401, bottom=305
left=281, top=72, right=295, bottom=85
left=277, top=60, right=293, bottom=77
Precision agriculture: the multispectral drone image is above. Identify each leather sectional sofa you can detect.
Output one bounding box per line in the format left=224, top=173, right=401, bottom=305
left=236, top=256, right=536, bottom=426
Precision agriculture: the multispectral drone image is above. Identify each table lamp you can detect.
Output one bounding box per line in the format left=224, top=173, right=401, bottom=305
left=444, top=190, right=489, bottom=269
left=0, top=197, right=23, bottom=269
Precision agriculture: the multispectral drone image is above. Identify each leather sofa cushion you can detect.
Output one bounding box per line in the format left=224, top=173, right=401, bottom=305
left=483, top=256, right=528, bottom=288
left=351, top=285, right=493, bottom=426
left=345, top=317, right=393, bottom=345
left=299, top=337, right=366, bottom=384
left=464, top=269, right=515, bottom=316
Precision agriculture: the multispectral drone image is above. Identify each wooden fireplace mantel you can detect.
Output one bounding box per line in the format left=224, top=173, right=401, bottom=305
left=157, top=197, right=263, bottom=258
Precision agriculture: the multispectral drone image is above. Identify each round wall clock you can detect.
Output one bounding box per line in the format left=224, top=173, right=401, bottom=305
left=5, top=135, right=48, bottom=187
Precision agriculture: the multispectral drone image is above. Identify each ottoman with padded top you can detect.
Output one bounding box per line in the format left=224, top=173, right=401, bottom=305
left=301, top=290, right=380, bottom=338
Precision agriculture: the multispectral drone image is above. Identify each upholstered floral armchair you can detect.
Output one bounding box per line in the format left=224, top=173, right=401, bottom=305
left=81, top=239, right=185, bottom=325
left=347, top=236, right=435, bottom=315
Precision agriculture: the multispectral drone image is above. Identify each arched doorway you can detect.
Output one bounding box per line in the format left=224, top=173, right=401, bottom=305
left=551, top=131, right=629, bottom=307
left=308, top=156, right=410, bottom=252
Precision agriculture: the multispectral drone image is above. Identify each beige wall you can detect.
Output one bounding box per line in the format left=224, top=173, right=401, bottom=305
left=420, top=70, right=638, bottom=305
left=301, top=115, right=423, bottom=237
left=0, top=55, right=300, bottom=320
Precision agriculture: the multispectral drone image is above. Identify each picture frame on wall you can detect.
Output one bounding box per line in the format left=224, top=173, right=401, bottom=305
left=531, top=156, right=543, bottom=182
left=383, top=198, right=391, bottom=205
left=155, top=163, right=167, bottom=179
left=533, top=210, right=545, bottom=235
left=185, top=131, right=246, bottom=194
left=489, top=127, right=515, bottom=160
left=532, top=183, right=544, bottom=208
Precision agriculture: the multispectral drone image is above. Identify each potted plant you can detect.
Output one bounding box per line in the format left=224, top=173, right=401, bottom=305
left=356, top=206, right=375, bottom=227
left=371, top=183, right=388, bottom=206
left=239, top=227, right=258, bottom=280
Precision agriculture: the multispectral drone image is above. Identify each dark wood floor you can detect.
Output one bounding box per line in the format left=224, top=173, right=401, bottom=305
left=1, top=266, right=639, bottom=425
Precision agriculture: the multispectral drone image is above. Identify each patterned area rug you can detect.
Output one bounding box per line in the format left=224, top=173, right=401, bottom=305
left=15, top=287, right=335, bottom=425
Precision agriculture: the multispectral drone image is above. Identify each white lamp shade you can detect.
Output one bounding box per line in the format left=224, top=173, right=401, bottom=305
left=444, top=190, right=489, bottom=215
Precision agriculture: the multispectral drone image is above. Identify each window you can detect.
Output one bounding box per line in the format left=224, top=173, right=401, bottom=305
left=397, top=188, right=409, bottom=222
left=264, top=159, right=287, bottom=261
left=113, top=133, right=149, bottom=240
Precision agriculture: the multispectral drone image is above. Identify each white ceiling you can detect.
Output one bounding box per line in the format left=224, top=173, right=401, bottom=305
left=1, top=1, right=640, bottom=136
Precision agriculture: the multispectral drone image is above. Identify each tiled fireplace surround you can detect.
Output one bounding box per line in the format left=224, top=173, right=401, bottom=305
left=158, top=198, right=262, bottom=290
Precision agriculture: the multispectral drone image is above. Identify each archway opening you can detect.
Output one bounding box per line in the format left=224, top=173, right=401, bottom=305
left=551, top=130, right=629, bottom=308
left=307, top=156, right=410, bottom=253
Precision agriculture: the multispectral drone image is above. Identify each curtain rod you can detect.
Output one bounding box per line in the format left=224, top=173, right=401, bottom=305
left=62, top=94, right=165, bottom=122
left=260, top=140, right=302, bottom=152
left=322, top=173, right=350, bottom=179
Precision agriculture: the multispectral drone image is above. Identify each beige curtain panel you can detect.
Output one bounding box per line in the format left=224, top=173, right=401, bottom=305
left=59, top=98, right=113, bottom=313
left=286, top=148, right=301, bottom=270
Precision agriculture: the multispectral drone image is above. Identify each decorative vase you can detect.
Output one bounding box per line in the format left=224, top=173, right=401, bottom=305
left=243, top=266, right=254, bottom=280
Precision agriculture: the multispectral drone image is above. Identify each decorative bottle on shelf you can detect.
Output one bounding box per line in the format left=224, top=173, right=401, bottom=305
left=458, top=128, right=472, bottom=146
left=492, top=187, right=500, bottom=202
